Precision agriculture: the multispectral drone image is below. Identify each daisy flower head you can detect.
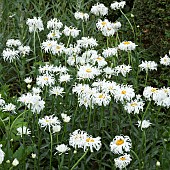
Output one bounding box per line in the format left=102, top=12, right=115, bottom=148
left=49, top=86, right=64, bottom=97
left=84, top=134, right=102, bottom=152
left=18, top=45, right=31, bottom=56
left=160, top=54, right=170, bottom=66
left=124, top=95, right=145, bottom=114
left=51, top=43, right=65, bottom=55
left=2, top=48, right=19, bottom=63
left=137, top=120, right=152, bottom=130
left=92, top=92, right=111, bottom=106
left=0, top=97, right=5, bottom=107
left=77, top=64, right=101, bottom=80
left=41, top=40, right=56, bottom=53
left=26, top=17, right=44, bottom=33
left=38, top=63, right=54, bottom=74
left=59, top=73, right=71, bottom=83
left=3, top=103, right=16, bottom=113
left=114, top=84, right=135, bottom=102
left=6, top=39, right=21, bottom=47
left=114, top=153, right=132, bottom=170
left=16, top=126, right=31, bottom=137
left=52, top=125, right=61, bottom=133
left=143, top=86, right=158, bottom=101
left=111, top=1, right=126, bottom=10
left=102, top=47, right=118, bottom=58
left=74, top=12, right=89, bottom=21
left=24, top=77, right=32, bottom=84
left=91, top=3, right=108, bottom=16
left=55, top=144, right=70, bottom=155
left=36, top=74, right=55, bottom=88
left=139, top=60, right=157, bottom=72
left=110, top=135, right=132, bottom=154
left=77, top=37, right=98, bottom=49
left=47, top=30, right=62, bottom=40
left=38, top=115, right=60, bottom=131
left=61, top=113, right=71, bottom=123
left=69, top=129, right=87, bottom=149
left=63, top=26, right=80, bottom=38
left=118, top=41, right=137, bottom=51
left=114, top=64, right=132, bottom=77
left=47, top=18, right=63, bottom=30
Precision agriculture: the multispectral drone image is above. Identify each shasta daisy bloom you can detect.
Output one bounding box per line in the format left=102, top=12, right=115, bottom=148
left=64, top=44, right=81, bottom=56
left=63, top=26, right=80, bottom=38
left=118, top=41, right=137, bottom=51
left=77, top=64, right=101, bottom=79
left=110, top=135, right=132, bottom=154
left=61, top=113, right=71, bottom=123
left=103, top=67, right=115, bottom=78
left=47, top=30, right=62, bottom=39
left=0, top=145, right=5, bottom=164
left=59, top=73, right=71, bottom=83
left=92, top=92, right=111, bottom=106
left=3, top=103, right=16, bottom=113
left=102, top=47, right=118, bottom=58
left=32, top=87, right=42, bottom=94
left=55, top=144, right=70, bottom=155
left=0, top=98, right=5, bottom=107
left=6, top=39, right=21, bottom=47
left=84, top=135, right=102, bottom=152
left=114, top=153, right=132, bottom=170
left=114, top=85, right=135, bottom=102
left=74, top=11, right=89, bottom=21
left=39, top=64, right=54, bottom=74
left=139, top=60, right=158, bottom=72
left=124, top=95, right=145, bottom=114
left=69, top=129, right=87, bottom=149
left=112, top=21, right=122, bottom=31
left=16, top=126, right=31, bottom=137
left=160, top=54, right=170, bottom=66
left=91, top=55, right=107, bottom=67
left=114, top=64, right=132, bottom=77
left=51, top=43, right=65, bottom=55
left=39, top=115, right=60, bottom=131
left=49, top=86, right=64, bottom=97
left=36, top=74, right=55, bottom=88
left=52, top=125, right=61, bottom=133
left=18, top=45, right=31, bottom=56
left=143, top=86, right=158, bottom=101
left=96, top=19, right=111, bottom=31
left=47, top=18, right=63, bottom=30
left=41, top=40, right=56, bottom=53
left=26, top=17, right=44, bottom=33
left=24, top=77, right=32, bottom=84
left=91, top=3, right=108, bottom=16
left=2, top=48, right=19, bottom=62
left=111, top=1, right=126, bottom=10
left=137, top=120, right=152, bottom=130
left=77, top=37, right=98, bottom=49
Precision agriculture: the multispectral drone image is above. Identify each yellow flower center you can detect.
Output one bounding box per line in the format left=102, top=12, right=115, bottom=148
left=131, top=102, right=137, bottom=107
left=120, top=157, right=126, bottom=161
left=151, top=88, right=157, bottom=93
left=96, top=56, right=102, bottom=61
left=99, top=94, right=105, bottom=99
left=101, top=21, right=107, bottom=26
left=123, top=41, right=130, bottom=45
left=86, top=68, right=92, bottom=73
left=48, top=43, right=52, bottom=46
left=121, top=90, right=126, bottom=94
left=43, top=77, right=48, bottom=81
left=116, top=139, right=124, bottom=145
left=86, top=138, right=94, bottom=142
left=52, top=33, right=56, bottom=37
left=56, top=46, right=61, bottom=50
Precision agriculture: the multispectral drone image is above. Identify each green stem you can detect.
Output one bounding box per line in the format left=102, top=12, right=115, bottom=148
left=131, top=150, right=141, bottom=169
left=144, top=71, right=148, bottom=87
left=87, top=103, right=92, bottom=130
left=82, top=21, right=85, bottom=37
left=59, top=154, right=65, bottom=170
left=142, top=101, right=151, bottom=121
left=33, top=30, right=36, bottom=61
left=71, top=149, right=88, bottom=170
left=36, top=31, right=44, bottom=61
left=49, top=128, right=53, bottom=170
left=120, top=9, right=135, bottom=41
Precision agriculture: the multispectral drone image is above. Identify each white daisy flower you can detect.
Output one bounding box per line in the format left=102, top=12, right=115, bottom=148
left=110, top=135, right=132, bottom=154
left=18, top=45, right=31, bottom=56
left=26, top=17, right=44, bottom=33
left=49, top=86, right=64, bottom=97
left=137, top=120, right=152, bottom=130
left=74, top=12, right=89, bottom=21
left=3, top=103, right=16, bottom=113
left=6, top=39, right=21, bottom=47
left=24, top=77, right=32, bottom=84
left=91, top=3, right=108, bottom=16
left=160, top=54, right=170, bottom=66
left=114, top=153, right=132, bottom=170
left=36, top=74, right=55, bottom=88
left=38, top=115, right=60, bottom=131
left=2, top=48, right=19, bottom=62
left=63, top=26, right=80, bottom=38
left=0, top=145, right=5, bottom=164
left=139, top=60, right=157, bottom=72
left=55, top=144, right=70, bottom=155
left=77, top=37, right=98, bottom=49
left=118, top=41, right=137, bottom=51
left=111, top=1, right=126, bottom=10
left=47, top=18, right=63, bottom=30
left=16, top=126, right=31, bottom=137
